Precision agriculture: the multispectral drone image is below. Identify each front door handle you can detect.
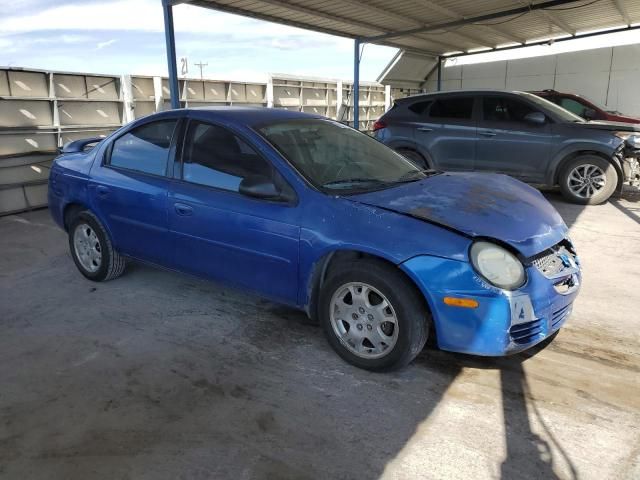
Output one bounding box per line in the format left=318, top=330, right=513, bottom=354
left=174, top=203, right=193, bottom=216
left=96, top=185, right=110, bottom=197
left=480, top=130, right=497, bottom=137
left=417, top=127, right=433, bottom=132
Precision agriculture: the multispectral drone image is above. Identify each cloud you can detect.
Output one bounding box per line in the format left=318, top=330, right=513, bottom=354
left=97, top=38, right=117, bottom=49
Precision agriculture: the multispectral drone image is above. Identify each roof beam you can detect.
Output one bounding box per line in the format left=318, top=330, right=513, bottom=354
left=538, top=10, right=576, bottom=35
left=251, top=0, right=459, bottom=52
left=613, top=0, right=632, bottom=25
left=363, top=0, right=585, bottom=42
left=414, top=0, right=526, bottom=44
left=518, top=0, right=577, bottom=35
left=337, top=0, right=489, bottom=50
left=188, top=0, right=429, bottom=54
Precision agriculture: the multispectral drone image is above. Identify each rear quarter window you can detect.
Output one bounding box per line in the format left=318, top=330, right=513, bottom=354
left=408, top=100, right=432, bottom=115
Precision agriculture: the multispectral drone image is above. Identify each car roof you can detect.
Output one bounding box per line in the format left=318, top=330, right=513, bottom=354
left=396, top=89, right=527, bottom=103
left=181, top=106, right=323, bottom=126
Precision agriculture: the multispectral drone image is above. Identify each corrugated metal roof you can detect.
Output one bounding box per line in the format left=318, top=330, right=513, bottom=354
left=186, top=0, right=640, bottom=55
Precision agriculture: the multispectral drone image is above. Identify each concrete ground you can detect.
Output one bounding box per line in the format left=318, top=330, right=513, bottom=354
left=0, top=192, right=639, bottom=480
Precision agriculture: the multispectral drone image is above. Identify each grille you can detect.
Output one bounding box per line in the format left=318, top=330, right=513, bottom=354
left=551, top=303, right=573, bottom=329
left=509, top=319, right=544, bottom=345
left=531, top=242, right=578, bottom=278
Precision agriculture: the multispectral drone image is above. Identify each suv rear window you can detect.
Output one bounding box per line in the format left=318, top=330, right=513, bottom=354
left=408, top=100, right=432, bottom=115
left=429, top=97, right=474, bottom=120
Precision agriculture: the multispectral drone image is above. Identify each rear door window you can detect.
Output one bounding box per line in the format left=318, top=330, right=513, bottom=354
left=428, top=97, right=474, bottom=120
left=109, top=120, right=177, bottom=176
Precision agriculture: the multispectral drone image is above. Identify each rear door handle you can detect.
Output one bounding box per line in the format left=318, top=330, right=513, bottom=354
left=96, top=185, right=110, bottom=197
left=417, top=127, right=433, bottom=132
left=480, top=131, right=496, bottom=137
left=174, top=203, right=193, bottom=216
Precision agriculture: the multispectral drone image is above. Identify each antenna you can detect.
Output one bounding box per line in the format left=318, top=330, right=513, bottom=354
left=194, top=61, right=208, bottom=80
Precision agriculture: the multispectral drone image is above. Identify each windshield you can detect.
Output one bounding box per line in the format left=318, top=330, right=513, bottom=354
left=579, top=94, right=620, bottom=114
left=521, top=92, right=585, bottom=123
left=258, top=119, right=431, bottom=192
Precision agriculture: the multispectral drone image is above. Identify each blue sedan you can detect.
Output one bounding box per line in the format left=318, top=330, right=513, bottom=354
left=48, top=108, right=581, bottom=371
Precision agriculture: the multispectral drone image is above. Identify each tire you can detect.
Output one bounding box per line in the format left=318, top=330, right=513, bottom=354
left=559, top=155, right=618, bottom=205
left=68, top=210, right=126, bottom=282
left=396, top=148, right=427, bottom=168
left=319, top=259, right=429, bottom=371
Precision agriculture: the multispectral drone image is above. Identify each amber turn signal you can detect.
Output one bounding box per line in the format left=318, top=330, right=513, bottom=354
left=443, top=297, right=479, bottom=309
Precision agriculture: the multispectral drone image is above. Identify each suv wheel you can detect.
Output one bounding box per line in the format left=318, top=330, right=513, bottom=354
left=319, top=259, right=429, bottom=371
left=69, top=210, right=126, bottom=281
left=559, top=155, right=618, bottom=205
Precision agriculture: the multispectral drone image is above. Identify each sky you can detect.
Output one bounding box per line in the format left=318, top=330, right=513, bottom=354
left=1, top=0, right=638, bottom=82
left=0, top=0, right=398, bottom=81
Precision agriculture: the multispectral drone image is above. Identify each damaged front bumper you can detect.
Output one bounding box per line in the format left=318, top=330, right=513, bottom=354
left=615, top=142, right=640, bottom=188
left=400, top=239, right=581, bottom=356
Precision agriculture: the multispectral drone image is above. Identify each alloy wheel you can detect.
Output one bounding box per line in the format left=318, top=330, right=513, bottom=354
left=329, top=282, right=399, bottom=359
left=73, top=223, right=102, bottom=273
left=567, top=164, right=606, bottom=198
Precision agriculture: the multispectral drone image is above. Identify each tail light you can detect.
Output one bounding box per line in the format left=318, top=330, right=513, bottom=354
left=372, top=119, right=387, bottom=132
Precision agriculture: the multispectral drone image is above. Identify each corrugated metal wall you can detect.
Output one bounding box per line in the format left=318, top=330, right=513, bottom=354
left=423, top=44, right=640, bottom=116
left=0, top=69, right=123, bottom=216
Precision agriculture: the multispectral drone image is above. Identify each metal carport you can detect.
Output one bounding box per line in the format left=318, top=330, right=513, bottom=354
left=160, top=0, right=640, bottom=127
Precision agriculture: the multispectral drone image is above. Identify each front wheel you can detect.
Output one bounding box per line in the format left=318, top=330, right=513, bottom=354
left=319, top=259, right=429, bottom=371
left=559, top=155, right=618, bottom=205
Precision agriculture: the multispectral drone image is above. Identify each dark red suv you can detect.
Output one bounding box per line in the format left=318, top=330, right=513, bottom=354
left=532, top=89, right=640, bottom=124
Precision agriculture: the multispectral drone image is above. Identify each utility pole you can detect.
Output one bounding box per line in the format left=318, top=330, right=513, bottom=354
left=194, top=61, right=208, bottom=80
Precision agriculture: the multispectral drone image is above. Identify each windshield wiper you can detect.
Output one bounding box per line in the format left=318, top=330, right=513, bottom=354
left=394, top=169, right=441, bottom=183
left=321, top=178, right=387, bottom=189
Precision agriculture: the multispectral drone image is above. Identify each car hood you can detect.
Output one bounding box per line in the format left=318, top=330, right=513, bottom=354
left=576, top=120, right=640, bottom=132
left=347, top=172, right=567, bottom=258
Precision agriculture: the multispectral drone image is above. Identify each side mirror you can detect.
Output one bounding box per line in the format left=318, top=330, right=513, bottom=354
left=524, top=112, right=546, bottom=125
left=239, top=174, right=292, bottom=202
left=583, top=107, right=596, bottom=120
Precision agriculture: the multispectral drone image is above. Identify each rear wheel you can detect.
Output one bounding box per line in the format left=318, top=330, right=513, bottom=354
left=68, top=211, right=126, bottom=282
left=559, top=155, right=618, bottom=204
left=396, top=148, right=427, bottom=168
left=319, top=259, right=429, bottom=371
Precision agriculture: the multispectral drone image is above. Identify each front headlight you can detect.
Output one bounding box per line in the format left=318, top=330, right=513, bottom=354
left=614, top=132, right=640, bottom=149
left=470, top=241, right=526, bottom=290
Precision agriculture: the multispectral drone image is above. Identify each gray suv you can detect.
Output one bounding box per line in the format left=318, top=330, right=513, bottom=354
left=373, top=90, right=640, bottom=204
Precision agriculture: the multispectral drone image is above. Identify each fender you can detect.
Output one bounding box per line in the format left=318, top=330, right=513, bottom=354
left=546, top=140, right=622, bottom=186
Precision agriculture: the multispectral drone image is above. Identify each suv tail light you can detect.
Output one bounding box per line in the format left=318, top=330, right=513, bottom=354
left=372, top=119, right=387, bottom=132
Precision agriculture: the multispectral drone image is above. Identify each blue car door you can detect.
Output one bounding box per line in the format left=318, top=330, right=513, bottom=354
left=88, top=117, right=181, bottom=264
left=168, top=118, right=300, bottom=304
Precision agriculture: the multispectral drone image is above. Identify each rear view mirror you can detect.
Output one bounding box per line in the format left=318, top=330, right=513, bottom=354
left=239, top=175, right=280, bottom=199
left=524, top=112, right=546, bottom=125
left=583, top=107, right=596, bottom=120
left=239, top=174, right=295, bottom=203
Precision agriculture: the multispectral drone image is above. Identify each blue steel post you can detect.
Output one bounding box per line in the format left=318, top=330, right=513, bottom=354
left=353, top=38, right=360, bottom=130
left=162, top=0, right=180, bottom=109
left=437, top=56, right=442, bottom=91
